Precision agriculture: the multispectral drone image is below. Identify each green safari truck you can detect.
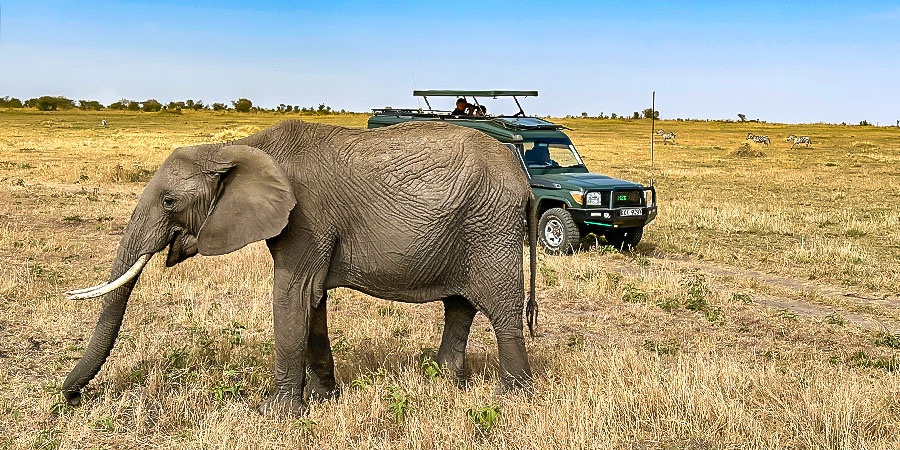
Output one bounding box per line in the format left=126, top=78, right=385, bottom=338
left=367, top=90, right=657, bottom=253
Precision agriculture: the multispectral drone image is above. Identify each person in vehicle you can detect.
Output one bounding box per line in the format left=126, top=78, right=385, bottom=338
left=524, top=143, right=555, bottom=166
left=474, top=105, right=487, bottom=116
left=451, top=98, right=469, bottom=116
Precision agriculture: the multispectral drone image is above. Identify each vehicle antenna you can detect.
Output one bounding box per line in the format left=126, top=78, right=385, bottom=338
left=650, top=91, right=655, bottom=187
left=409, top=65, right=421, bottom=110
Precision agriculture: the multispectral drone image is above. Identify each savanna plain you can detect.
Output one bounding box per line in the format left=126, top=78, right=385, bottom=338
left=1, top=110, right=899, bottom=449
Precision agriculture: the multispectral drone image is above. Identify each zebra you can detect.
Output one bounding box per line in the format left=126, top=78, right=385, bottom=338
left=785, top=134, right=812, bottom=149
left=656, top=129, right=666, bottom=136
left=746, top=133, right=770, bottom=146
left=101, top=118, right=107, bottom=127
left=660, top=131, right=675, bottom=145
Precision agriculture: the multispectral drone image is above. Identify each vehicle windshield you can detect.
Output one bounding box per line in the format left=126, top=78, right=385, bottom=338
left=520, top=141, right=584, bottom=169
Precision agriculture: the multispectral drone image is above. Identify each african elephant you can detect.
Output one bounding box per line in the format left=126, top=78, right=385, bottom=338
left=62, top=120, right=538, bottom=416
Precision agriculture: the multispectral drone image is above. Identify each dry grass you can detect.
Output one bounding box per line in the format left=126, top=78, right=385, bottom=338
left=1, top=110, right=899, bottom=448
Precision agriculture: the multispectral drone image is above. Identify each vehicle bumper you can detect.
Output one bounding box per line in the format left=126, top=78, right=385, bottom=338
left=568, top=205, right=658, bottom=229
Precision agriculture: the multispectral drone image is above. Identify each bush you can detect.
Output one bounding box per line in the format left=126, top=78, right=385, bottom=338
left=232, top=98, right=252, bottom=112
left=27, top=96, right=75, bottom=111
left=642, top=108, right=659, bottom=119
left=0, top=96, right=24, bottom=108
left=211, top=102, right=228, bottom=111
left=141, top=99, right=162, bottom=112
left=107, top=100, right=127, bottom=110
left=78, top=100, right=103, bottom=110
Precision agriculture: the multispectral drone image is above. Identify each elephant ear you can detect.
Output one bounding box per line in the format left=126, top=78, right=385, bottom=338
left=198, top=145, right=296, bottom=256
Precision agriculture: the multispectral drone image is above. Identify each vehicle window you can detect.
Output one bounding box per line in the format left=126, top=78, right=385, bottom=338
left=521, top=142, right=583, bottom=168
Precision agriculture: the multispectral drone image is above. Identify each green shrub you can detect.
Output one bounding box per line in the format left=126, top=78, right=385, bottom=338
left=78, top=100, right=103, bottom=110
left=467, top=404, right=501, bottom=433
left=107, top=99, right=133, bottom=110
left=27, top=96, right=75, bottom=111
left=622, top=284, right=648, bottom=303
left=141, top=99, right=162, bottom=112
left=232, top=98, right=253, bottom=112
left=384, top=386, right=412, bottom=422
left=0, top=96, right=23, bottom=108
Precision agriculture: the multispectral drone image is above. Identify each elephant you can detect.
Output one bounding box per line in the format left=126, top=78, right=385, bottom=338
left=61, top=119, right=538, bottom=416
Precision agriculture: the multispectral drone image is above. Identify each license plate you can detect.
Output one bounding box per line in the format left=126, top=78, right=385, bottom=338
left=620, top=208, right=643, bottom=217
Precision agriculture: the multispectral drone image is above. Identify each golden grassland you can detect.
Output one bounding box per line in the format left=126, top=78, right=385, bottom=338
left=1, top=109, right=899, bottom=448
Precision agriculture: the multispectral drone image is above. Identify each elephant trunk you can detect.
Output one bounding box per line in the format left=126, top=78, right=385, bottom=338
left=61, top=238, right=147, bottom=406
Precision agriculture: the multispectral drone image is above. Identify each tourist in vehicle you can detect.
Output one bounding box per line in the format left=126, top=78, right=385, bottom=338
left=524, top=143, right=555, bottom=166
left=451, top=98, right=468, bottom=116
left=474, top=105, right=487, bottom=116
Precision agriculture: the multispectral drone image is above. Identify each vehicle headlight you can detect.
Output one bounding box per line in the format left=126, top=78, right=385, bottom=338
left=585, top=191, right=604, bottom=206
left=569, top=191, right=584, bottom=205
left=644, top=189, right=655, bottom=206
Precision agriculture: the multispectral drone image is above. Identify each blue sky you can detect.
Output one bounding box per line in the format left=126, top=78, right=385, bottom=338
left=2, top=1, right=899, bottom=124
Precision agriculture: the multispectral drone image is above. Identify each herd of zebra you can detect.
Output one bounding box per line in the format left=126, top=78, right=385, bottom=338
left=656, top=129, right=813, bottom=149
left=747, top=133, right=812, bottom=149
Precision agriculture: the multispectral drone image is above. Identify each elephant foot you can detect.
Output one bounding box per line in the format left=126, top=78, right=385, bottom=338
left=305, top=378, right=340, bottom=403
left=494, top=375, right=533, bottom=396
left=258, top=392, right=308, bottom=417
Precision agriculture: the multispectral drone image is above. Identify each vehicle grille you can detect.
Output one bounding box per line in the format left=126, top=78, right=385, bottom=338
left=612, top=190, right=644, bottom=207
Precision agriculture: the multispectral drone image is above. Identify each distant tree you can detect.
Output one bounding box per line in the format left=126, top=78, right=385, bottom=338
left=285, top=105, right=292, bottom=113
left=185, top=99, right=195, bottom=109
left=212, top=102, right=228, bottom=111
left=317, top=103, right=332, bottom=114
left=859, top=120, right=871, bottom=126
left=737, top=113, right=747, bottom=122
left=77, top=100, right=103, bottom=110
left=28, top=96, right=75, bottom=111
left=610, top=113, right=618, bottom=120
left=107, top=99, right=131, bottom=110
left=632, top=111, right=641, bottom=120
left=642, top=108, right=659, bottom=120
left=167, top=101, right=185, bottom=110
left=141, top=99, right=162, bottom=112
left=0, top=96, right=23, bottom=108
left=232, top=98, right=252, bottom=112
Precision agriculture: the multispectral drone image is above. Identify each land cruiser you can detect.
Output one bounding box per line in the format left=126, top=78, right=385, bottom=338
left=367, top=90, right=657, bottom=252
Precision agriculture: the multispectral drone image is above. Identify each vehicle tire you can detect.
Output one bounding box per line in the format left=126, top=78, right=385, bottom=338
left=604, top=227, right=643, bottom=251
left=538, top=208, right=581, bottom=254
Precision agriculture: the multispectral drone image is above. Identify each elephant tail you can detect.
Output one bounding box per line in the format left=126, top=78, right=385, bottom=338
left=525, top=192, right=538, bottom=337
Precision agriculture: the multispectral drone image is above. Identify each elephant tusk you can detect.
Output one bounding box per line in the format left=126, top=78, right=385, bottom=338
left=65, top=282, right=110, bottom=295
left=66, top=254, right=152, bottom=300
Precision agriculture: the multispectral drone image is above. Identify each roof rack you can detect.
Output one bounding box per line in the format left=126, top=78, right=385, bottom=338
left=412, top=90, right=538, bottom=97
left=412, top=90, right=538, bottom=117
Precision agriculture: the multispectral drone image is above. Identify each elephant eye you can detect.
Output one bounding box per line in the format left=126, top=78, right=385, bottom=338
left=162, top=196, right=177, bottom=210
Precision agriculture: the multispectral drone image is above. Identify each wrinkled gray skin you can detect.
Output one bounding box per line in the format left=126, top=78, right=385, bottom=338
left=62, top=120, right=538, bottom=416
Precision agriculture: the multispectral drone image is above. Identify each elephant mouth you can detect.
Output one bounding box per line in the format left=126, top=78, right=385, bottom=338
left=166, top=229, right=199, bottom=267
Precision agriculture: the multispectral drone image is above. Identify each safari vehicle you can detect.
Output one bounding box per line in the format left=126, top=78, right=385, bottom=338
left=367, top=90, right=657, bottom=252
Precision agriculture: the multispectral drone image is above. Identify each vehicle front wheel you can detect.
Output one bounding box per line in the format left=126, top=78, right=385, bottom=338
left=604, top=227, right=643, bottom=251
left=538, top=208, right=581, bottom=254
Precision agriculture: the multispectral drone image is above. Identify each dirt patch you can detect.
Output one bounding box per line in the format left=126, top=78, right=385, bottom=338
left=730, top=143, right=766, bottom=157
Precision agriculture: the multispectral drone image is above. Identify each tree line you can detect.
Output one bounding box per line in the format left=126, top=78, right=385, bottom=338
left=0, top=96, right=348, bottom=114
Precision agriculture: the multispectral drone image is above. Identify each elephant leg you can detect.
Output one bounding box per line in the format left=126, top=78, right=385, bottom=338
left=258, top=239, right=331, bottom=417
left=305, top=292, right=339, bottom=402
left=436, top=296, right=477, bottom=382
left=258, top=274, right=310, bottom=416
left=471, top=287, right=532, bottom=392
